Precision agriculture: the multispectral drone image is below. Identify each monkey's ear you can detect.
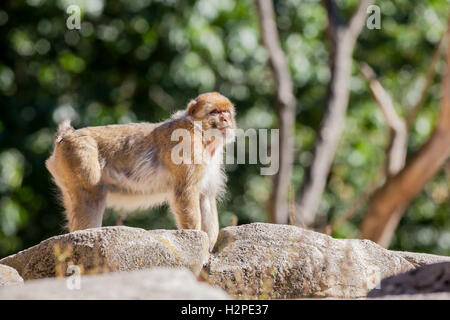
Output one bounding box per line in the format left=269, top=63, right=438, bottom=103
left=187, top=99, right=197, bottom=116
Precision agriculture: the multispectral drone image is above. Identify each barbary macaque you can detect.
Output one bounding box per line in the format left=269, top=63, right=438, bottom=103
left=46, top=92, right=237, bottom=251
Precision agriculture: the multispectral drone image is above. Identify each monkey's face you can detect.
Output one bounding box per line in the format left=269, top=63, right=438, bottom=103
left=188, top=92, right=237, bottom=144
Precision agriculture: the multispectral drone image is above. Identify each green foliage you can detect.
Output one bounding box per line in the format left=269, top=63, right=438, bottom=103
left=0, top=0, right=449, bottom=257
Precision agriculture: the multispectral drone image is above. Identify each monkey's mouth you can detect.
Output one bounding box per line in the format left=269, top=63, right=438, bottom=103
left=210, top=123, right=235, bottom=140
left=217, top=126, right=229, bottom=132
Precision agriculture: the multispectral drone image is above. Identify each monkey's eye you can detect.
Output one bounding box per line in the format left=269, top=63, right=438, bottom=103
left=210, top=109, right=220, bottom=115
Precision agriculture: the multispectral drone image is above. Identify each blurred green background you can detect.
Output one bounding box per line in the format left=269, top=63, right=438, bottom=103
left=0, top=0, right=449, bottom=258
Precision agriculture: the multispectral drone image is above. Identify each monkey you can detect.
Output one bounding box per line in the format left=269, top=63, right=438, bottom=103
left=45, top=92, right=237, bottom=251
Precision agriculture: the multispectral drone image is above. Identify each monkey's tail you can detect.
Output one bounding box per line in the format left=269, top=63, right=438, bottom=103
left=54, top=119, right=74, bottom=144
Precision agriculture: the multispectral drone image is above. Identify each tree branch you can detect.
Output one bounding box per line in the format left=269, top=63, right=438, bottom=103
left=406, top=26, right=449, bottom=129
left=295, top=0, right=373, bottom=226
left=331, top=62, right=407, bottom=231
left=335, top=25, right=449, bottom=237
left=347, top=0, right=373, bottom=42
left=359, top=24, right=450, bottom=247
left=360, top=63, right=408, bottom=176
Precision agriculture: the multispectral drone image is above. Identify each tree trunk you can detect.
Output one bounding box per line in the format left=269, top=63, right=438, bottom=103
left=256, top=0, right=296, bottom=224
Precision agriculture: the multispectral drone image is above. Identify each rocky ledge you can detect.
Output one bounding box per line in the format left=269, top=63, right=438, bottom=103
left=1, top=223, right=449, bottom=299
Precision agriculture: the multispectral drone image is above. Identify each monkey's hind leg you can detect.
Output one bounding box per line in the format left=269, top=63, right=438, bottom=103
left=50, top=135, right=107, bottom=232
left=64, top=187, right=106, bottom=231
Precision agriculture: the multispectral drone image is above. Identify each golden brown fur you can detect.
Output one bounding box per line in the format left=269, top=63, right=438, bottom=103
left=46, top=92, right=236, bottom=251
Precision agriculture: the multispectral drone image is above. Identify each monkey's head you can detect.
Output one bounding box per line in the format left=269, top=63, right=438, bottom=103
left=187, top=92, right=237, bottom=144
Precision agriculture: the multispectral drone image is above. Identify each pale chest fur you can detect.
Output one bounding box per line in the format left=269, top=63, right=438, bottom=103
left=199, top=147, right=226, bottom=197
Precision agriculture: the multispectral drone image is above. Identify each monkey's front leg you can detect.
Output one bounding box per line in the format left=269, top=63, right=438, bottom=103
left=200, top=194, right=219, bottom=252
left=170, top=184, right=202, bottom=231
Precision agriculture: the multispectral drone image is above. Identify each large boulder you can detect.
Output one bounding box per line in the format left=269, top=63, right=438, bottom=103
left=203, top=223, right=415, bottom=299
left=0, top=267, right=229, bottom=299
left=0, top=264, right=23, bottom=287
left=0, top=226, right=209, bottom=280
left=367, top=262, right=450, bottom=298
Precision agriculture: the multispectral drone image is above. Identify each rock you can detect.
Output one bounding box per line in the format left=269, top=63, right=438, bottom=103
left=0, top=268, right=229, bottom=299
left=0, top=264, right=23, bottom=287
left=204, top=223, right=415, bottom=299
left=367, top=262, right=450, bottom=298
left=390, top=250, right=450, bottom=267
left=0, top=226, right=209, bottom=280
